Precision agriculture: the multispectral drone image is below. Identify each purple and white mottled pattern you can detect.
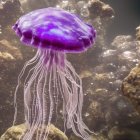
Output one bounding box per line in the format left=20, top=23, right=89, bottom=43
left=13, top=7, right=96, bottom=53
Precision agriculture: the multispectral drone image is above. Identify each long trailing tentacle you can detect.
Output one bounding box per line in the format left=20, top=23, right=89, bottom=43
left=56, top=58, right=95, bottom=140
left=13, top=51, right=40, bottom=126
left=14, top=48, right=94, bottom=140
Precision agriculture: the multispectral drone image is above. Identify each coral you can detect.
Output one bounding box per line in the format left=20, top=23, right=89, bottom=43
left=79, top=32, right=140, bottom=139
left=0, top=124, right=68, bottom=140
left=88, top=0, right=115, bottom=19
left=0, top=0, right=140, bottom=140
left=108, top=126, right=140, bottom=140
left=0, top=40, right=22, bottom=61
left=122, top=64, right=140, bottom=114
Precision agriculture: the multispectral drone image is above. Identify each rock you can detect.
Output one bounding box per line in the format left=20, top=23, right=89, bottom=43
left=111, top=35, right=133, bottom=47
left=0, top=39, right=23, bottom=75
left=86, top=100, right=105, bottom=131
left=90, top=134, right=108, bottom=140
left=0, top=0, right=22, bottom=40
left=122, top=64, right=140, bottom=114
left=67, top=0, right=115, bottom=72
left=0, top=40, right=22, bottom=61
left=0, top=40, right=23, bottom=135
left=111, top=35, right=137, bottom=53
left=0, top=0, right=22, bottom=27
left=1, top=0, right=140, bottom=139
left=108, top=126, right=140, bottom=140
left=20, top=0, right=59, bottom=12
left=136, top=25, right=140, bottom=41
left=0, top=124, right=68, bottom=140
left=100, top=35, right=139, bottom=71
left=82, top=69, right=140, bottom=133
left=88, top=0, right=115, bottom=19
left=20, top=0, right=49, bottom=12
left=70, top=133, right=108, bottom=140
left=0, top=39, right=22, bottom=71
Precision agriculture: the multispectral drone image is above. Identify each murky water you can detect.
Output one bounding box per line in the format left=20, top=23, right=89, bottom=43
left=0, top=0, right=140, bottom=140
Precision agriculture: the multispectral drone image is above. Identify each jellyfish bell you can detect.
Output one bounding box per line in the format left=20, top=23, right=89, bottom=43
left=13, top=7, right=96, bottom=140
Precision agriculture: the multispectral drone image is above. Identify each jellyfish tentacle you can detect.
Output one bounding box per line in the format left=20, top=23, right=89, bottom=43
left=13, top=51, right=40, bottom=126
left=39, top=68, right=49, bottom=140
left=68, top=61, right=96, bottom=138
left=56, top=58, right=94, bottom=140
left=42, top=70, right=49, bottom=140
left=14, top=49, right=94, bottom=140
left=53, top=64, right=59, bottom=120
left=56, top=64, right=67, bottom=133
left=23, top=60, right=44, bottom=140
left=19, top=50, right=47, bottom=140
left=22, top=49, right=59, bottom=140
left=58, top=68, right=83, bottom=137
left=38, top=68, right=49, bottom=140
left=24, top=61, right=43, bottom=126
left=35, top=65, right=45, bottom=139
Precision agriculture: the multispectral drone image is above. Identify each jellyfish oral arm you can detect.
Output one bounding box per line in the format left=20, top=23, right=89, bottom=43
left=13, top=48, right=94, bottom=140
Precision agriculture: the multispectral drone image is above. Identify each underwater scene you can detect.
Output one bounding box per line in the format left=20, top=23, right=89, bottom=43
left=0, top=0, right=140, bottom=140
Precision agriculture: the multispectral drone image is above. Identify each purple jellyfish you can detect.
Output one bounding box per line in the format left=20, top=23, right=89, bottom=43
left=13, top=7, right=96, bottom=140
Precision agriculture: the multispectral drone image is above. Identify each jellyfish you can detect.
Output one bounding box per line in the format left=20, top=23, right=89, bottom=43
left=12, top=7, right=96, bottom=140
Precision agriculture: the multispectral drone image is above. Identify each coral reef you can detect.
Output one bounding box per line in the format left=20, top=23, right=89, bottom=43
left=122, top=64, right=140, bottom=114
left=0, top=0, right=140, bottom=140
left=68, top=0, right=115, bottom=72
left=0, top=39, right=23, bottom=135
left=0, top=124, right=68, bottom=140
left=108, top=126, right=140, bottom=140
left=88, top=0, right=115, bottom=19
left=68, top=32, right=140, bottom=139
